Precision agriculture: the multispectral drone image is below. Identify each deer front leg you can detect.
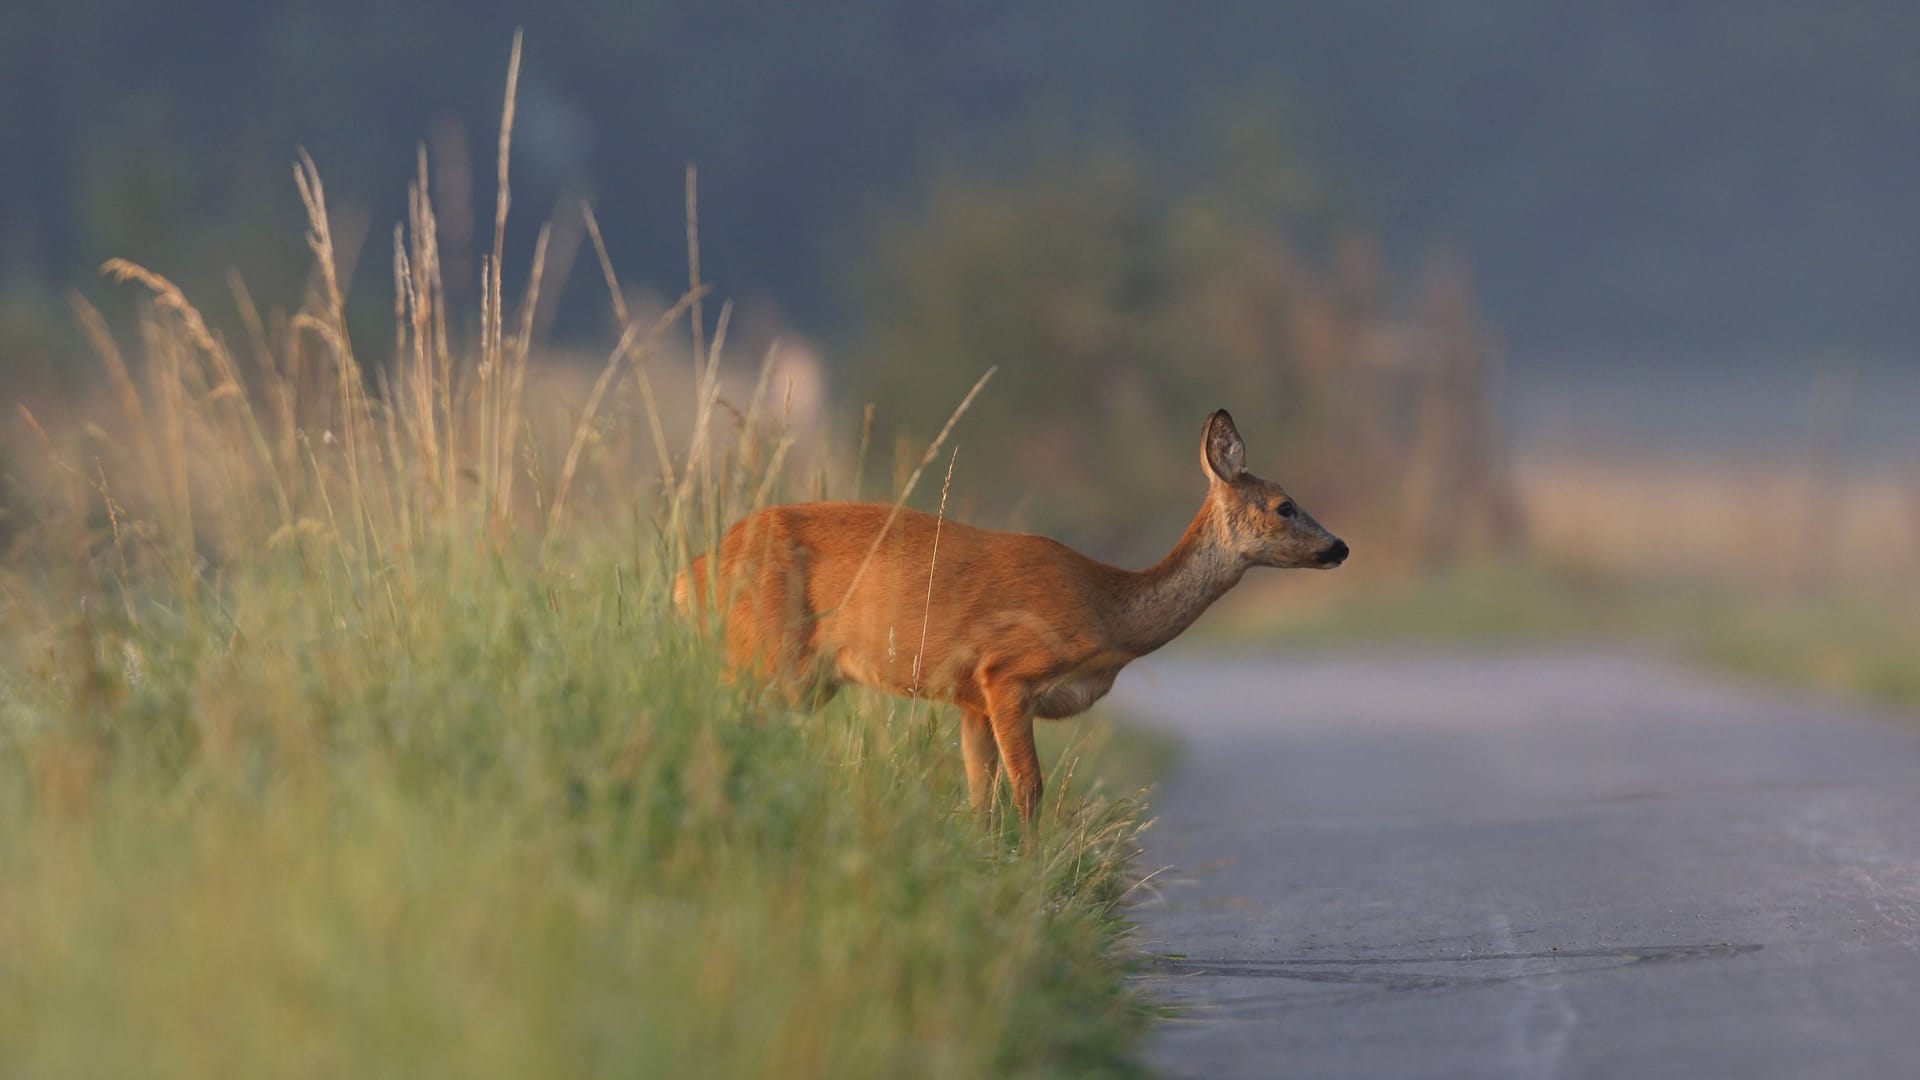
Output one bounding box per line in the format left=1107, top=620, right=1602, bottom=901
left=960, top=709, right=1001, bottom=816
left=983, top=681, right=1043, bottom=834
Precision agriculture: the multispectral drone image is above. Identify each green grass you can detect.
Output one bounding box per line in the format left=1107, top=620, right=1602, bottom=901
left=1681, top=593, right=1920, bottom=712
left=1243, top=562, right=1920, bottom=716
left=1247, top=563, right=1632, bottom=643
left=0, top=75, right=1158, bottom=1072
left=0, top=537, right=1154, bottom=1079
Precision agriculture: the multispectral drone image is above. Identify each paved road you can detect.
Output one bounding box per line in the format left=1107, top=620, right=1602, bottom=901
left=1113, top=650, right=1920, bottom=1079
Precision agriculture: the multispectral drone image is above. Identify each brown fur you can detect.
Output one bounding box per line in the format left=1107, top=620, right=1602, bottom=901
left=677, top=411, right=1347, bottom=829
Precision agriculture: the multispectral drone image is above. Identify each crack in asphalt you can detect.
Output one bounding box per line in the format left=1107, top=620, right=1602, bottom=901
left=1141, top=943, right=1761, bottom=993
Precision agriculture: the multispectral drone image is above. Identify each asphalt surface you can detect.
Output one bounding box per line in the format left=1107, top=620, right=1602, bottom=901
left=1113, top=650, right=1920, bottom=1079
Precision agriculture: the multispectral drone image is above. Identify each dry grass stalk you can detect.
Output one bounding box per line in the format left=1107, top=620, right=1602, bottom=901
left=544, top=287, right=708, bottom=548
left=909, top=446, right=961, bottom=712
left=832, top=366, right=996, bottom=615
left=580, top=200, right=676, bottom=488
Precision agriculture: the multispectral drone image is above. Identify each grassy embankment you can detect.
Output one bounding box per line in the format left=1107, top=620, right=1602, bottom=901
left=0, top=49, right=1155, bottom=1077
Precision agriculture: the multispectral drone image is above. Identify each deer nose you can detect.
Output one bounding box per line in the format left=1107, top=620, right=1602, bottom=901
left=1315, top=539, right=1349, bottom=567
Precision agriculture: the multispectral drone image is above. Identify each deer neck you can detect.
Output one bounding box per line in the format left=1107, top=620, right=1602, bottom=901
left=1115, top=497, right=1246, bottom=657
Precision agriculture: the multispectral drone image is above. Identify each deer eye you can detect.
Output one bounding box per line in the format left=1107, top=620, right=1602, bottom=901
left=1276, top=501, right=1297, bottom=519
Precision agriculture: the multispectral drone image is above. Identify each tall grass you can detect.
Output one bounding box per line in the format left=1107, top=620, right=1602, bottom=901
left=0, top=38, right=1149, bottom=1078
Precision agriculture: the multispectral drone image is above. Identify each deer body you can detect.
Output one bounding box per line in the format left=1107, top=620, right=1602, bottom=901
left=678, top=411, right=1347, bottom=828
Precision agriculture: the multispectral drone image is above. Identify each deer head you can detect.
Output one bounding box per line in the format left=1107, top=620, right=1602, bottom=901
left=1200, top=409, right=1349, bottom=570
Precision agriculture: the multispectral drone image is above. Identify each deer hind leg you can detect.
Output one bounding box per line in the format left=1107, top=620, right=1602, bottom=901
left=982, top=678, right=1043, bottom=833
left=960, top=709, right=1001, bottom=816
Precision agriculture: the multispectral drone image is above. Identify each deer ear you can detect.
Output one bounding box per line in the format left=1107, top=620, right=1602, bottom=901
left=1201, top=409, right=1246, bottom=483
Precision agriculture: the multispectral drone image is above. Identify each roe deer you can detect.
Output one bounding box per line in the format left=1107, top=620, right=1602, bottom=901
left=676, top=410, right=1347, bottom=830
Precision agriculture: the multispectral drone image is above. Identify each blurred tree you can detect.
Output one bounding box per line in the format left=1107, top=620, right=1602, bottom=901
left=846, top=119, right=1522, bottom=567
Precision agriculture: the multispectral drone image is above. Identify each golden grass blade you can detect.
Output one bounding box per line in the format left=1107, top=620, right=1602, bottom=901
left=70, top=291, right=147, bottom=449
left=544, top=287, right=707, bottom=551
left=832, top=366, right=996, bottom=615
left=580, top=201, right=630, bottom=327
left=497, top=222, right=549, bottom=517
left=909, top=445, right=960, bottom=713
left=685, top=164, right=703, bottom=385
left=581, top=199, right=680, bottom=494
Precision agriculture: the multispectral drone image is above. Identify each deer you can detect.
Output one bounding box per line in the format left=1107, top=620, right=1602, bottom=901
left=675, top=410, right=1348, bottom=832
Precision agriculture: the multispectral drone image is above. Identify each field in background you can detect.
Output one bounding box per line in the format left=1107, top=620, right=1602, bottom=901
left=1214, top=449, right=1920, bottom=717
left=0, top=46, right=1154, bottom=1078
left=1516, top=455, right=1920, bottom=589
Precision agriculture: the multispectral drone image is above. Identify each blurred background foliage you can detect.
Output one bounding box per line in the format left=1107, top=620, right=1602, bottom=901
left=3, top=0, right=1917, bottom=580
left=7, top=1, right=1920, bottom=362
left=846, top=129, right=1516, bottom=564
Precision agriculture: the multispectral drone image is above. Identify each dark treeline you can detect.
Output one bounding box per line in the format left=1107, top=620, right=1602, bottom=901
left=3, top=0, right=1917, bottom=369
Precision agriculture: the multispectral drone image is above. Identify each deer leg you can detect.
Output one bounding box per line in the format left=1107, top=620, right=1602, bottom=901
left=961, top=709, right=1001, bottom=816
left=983, top=682, right=1043, bottom=834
